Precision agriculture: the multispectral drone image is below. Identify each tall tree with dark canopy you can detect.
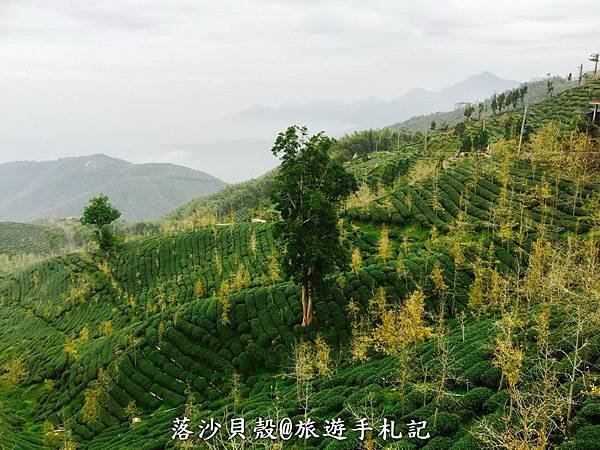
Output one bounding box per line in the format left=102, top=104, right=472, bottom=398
left=478, top=102, right=484, bottom=119
left=463, top=104, right=475, bottom=121
left=547, top=80, right=554, bottom=97
left=510, top=89, right=519, bottom=109
left=491, top=93, right=498, bottom=115
left=590, top=53, right=599, bottom=76
left=497, top=92, right=506, bottom=113
left=81, top=195, right=121, bottom=251
left=271, top=126, right=357, bottom=326
left=519, top=85, right=528, bottom=105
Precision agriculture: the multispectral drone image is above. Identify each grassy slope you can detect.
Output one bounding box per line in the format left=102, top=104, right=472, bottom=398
left=166, top=172, right=276, bottom=223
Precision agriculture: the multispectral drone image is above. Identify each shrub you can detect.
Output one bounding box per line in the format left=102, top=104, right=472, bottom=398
left=560, top=425, right=600, bottom=449
left=460, top=387, right=493, bottom=414
left=423, top=436, right=454, bottom=450
left=450, top=433, right=483, bottom=450
left=430, top=412, right=460, bottom=437
left=483, top=389, right=509, bottom=413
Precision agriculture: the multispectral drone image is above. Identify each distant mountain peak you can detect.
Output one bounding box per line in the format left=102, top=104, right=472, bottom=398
left=222, top=71, right=521, bottom=137
left=477, top=70, right=499, bottom=78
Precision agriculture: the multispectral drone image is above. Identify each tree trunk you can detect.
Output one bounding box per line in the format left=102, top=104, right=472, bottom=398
left=300, top=283, right=314, bottom=326
left=566, top=329, right=582, bottom=432
left=301, top=284, right=308, bottom=326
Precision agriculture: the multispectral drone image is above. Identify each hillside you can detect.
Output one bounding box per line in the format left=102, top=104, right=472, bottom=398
left=165, top=171, right=277, bottom=227
left=0, top=154, right=226, bottom=223
left=0, top=79, right=599, bottom=450
left=166, top=80, right=598, bottom=228
left=390, top=76, right=574, bottom=132
left=0, top=222, right=67, bottom=256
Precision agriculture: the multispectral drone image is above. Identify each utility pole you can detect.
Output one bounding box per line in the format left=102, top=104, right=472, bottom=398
left=518, top=105, right=528, bottom=153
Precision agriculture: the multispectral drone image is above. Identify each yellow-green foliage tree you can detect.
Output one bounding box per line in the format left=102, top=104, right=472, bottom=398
left=377, top=226, right=392, bottom=261
left=2, top=356, right=28, bottom=386
left=351, top=248, right=362, bottom=274
left=351, top=287, right=432, bottom=360
left=473, top=235, right=600, bottom=449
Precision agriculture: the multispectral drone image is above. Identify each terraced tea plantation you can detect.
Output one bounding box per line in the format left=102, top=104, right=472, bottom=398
left=348, top=159, right=593, bottom=235
left=1, top=80, right=600, bottom=449
left=0, top=222, right=67, bottom=256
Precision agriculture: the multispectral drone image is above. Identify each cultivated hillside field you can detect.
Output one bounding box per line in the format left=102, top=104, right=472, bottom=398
left=1, top=78, right=600, bottom=449
left=0, top=222, right=67, bottom=256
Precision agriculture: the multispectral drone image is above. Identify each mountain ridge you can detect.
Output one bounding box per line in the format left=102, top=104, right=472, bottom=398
left=221, top=71, right=521, bottom=138
left=0, top=154, right=226, bottom=222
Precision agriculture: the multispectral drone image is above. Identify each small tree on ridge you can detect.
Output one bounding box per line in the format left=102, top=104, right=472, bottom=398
left=81, top=195, right=121, bottom=251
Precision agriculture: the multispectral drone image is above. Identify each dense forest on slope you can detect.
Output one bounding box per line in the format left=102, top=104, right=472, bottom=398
left=1, top=79, right=600, bottom=449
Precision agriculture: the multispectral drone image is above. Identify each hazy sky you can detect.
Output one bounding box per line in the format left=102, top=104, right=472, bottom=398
left=1, top=0, right=599, bottom=181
